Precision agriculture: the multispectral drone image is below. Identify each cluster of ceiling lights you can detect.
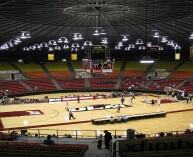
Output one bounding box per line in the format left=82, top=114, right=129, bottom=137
left=1, top=31, right=193, bottom=52
left=93, top=27, right=107, bottom=36
left=92, top=27, right=108, bottom=45
left=0, top=31, right=31, bottom=50
left=114, top=30, right=189, bottom=51
left=22, top=29, right=108, bottom=52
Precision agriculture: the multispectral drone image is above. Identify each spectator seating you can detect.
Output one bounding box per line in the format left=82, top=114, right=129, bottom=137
left=0, top=131, right=18, bottom=141
left=107, top=61, right=122, bottom=78
left=170, top=71, right=193, bottom=79
left=125, top=61, right=150, bottom=71
left=177, top=81, right=193, bottom=93
left=151, top=61, right=180, bottom=72
left=121, top=78, right=146, bottom=90
left=148, top=79, right=183, bottom=91
left=89, top=78, right=116, bottom=89
left=0, top=141, right=88, bottom=157
left=123, top=70, right=144, bottom=78
left=123, top=61, right=149, bottom=78
left=0, top=62, right=16, bottom=71
left=50, top=71, right=71, bottom=78
left=44, top=62, right=71, bottom=78
left=14, top=62, right=48, bottom=79
left=71, top=61, right=84, bottom=69
left=23, top=79, right=57, bottom=91
left=170, top=61, right=193, bottom=79
left=0, top=63, right=17, bottom=80
left=98, top=70, right=120, bottom=78
left=0, top=80, right=29, bottom=94
left=1, top=61, right=193, bottom=95
left=56, top=78, right=85, bottom=90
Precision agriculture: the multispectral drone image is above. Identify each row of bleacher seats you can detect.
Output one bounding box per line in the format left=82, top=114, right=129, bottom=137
left=121, top=78, right=146, bottom=90
left=89, top=78, right=116, bottom=89
left=0, top=78, right=192, bottom=95
left=0, top=80, right=29, bottom=94
left=1, top=61, right=193, bottom=94
left=56, top=78, right=85, bottom=89
left=123, top=70, right=144, bottom=78
left=0, top=141, right=88, bottom=157
left=23, top=79, right=57, bottom=91
left=148, top=79, right=183, bottom=91
left=170, top=71, right=193, bottom=79
left=0, top=61, right=192, bottom=79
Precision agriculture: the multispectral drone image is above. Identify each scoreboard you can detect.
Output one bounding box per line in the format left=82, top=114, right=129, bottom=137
left=148, top=46, right=159, bottom=60
left=90, top=45, right=106, bottom=59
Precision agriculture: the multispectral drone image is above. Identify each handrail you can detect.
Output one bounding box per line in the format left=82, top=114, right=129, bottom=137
left=1, top=128, right=192, bottom=141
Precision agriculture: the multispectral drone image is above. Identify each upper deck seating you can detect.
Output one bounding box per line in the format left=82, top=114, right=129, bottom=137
left=45, top=62, right=71, bottom=78
left=14, top=62, right=48, bottom=79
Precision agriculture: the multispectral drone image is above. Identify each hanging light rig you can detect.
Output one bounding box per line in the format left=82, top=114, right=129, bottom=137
left=140, top=0, right=154, bottom=63
left=73, top=0, right=83, bottom=41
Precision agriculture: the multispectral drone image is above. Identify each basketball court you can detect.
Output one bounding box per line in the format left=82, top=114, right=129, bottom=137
left=1, top=92, right=193, bottom=138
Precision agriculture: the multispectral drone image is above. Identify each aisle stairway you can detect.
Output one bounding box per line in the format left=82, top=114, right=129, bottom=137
left=9, top=62, right=29, bottom=79
left=114, top=61, right=127, bottom=90
left=67, top=61, right=75, bottom=78
left=39, top=63, right=63, bottom=90
left=167, top=61, right=185, bottom=78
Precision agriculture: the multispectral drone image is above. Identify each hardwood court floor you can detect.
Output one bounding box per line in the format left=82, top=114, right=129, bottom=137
left=1, top=92, right=193, bottom=136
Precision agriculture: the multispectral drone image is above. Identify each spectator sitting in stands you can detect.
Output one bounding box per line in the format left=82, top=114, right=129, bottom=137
left=43, top=135, right=55, bottom=145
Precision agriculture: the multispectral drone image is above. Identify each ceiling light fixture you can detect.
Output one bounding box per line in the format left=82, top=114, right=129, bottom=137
left=153, top=31, right=159, bottom=38
left=101, top=38, right=108, bottom=44
left=140, top=56, right=154, bottom=63
left=58, top=37, right=69, bottom=44
left=118, top=41, right=123, bottom=47
left=122, top=35, right=129, bottom=41
left=125, top=47, right=130, bottom=51
left=100, top=28, right=106, bottom=35
left=73, top=33, right=83, bottom=40
left=20, top=31, right=31, bottom=39
left=161, top=37, right=168, bottom=43
left=83, top=41, right=93, bottom=46
left=63, top=45, right=69, bottom=49
left=189, top=32, right=193, bottom=39
left=129, top=44, right=135, bottom=48
left=139, top=46, right=146, bottom=50
left=93, top=29, right=100, bottom=36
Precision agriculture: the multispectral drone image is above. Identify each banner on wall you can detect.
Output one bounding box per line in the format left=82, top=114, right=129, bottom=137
left=71, top=54, right=77, bottom=60
left=48, top=54, right=54, bottom=60
left=175, top=53, right=180, bottom=60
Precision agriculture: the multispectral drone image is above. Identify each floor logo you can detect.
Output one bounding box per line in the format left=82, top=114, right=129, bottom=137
left=27, top=110, right=43, bottom=115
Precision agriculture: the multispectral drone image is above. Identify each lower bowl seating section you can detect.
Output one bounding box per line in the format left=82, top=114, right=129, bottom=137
left=148, top=79, right=183, bottom=91
left=56, top=78, right=85, bottom=90
left=177, top=80, right=193, bottom=93
left=0, top=142, right=88, bottom=157
left=23, top=79, right=57, bottom=91
left=0, top=80, right=29, bottom=94
left=25, top=72, right=48, bottom=79
left=121, top=78, right=146, bottom=90
left=89, top=78, right=116, bottom=89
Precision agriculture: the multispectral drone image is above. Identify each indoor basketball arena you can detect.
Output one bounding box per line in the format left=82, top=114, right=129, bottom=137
left=0, top=0, right=193, bottom=157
